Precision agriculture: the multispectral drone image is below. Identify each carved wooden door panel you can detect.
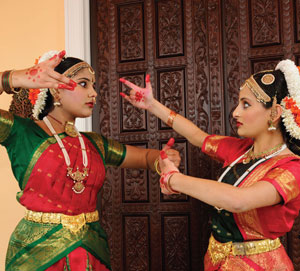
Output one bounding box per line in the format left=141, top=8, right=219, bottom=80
left=90, top=0, right=300, bottom=270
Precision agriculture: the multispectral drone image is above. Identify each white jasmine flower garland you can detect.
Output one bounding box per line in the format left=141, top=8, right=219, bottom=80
left=275, top=60, right=300, bottom=140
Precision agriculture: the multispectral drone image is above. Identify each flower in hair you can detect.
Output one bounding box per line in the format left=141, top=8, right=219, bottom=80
left=28, top=89, right=41, bottom=105
left=276, top=59, right=300, bottom=139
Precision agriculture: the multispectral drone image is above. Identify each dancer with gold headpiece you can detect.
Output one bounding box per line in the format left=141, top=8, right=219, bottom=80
left=120, top=60, right=300, bottom=270
left=0, top=50, right=180, bottom=271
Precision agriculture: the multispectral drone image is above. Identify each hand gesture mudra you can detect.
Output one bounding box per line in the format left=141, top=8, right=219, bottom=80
left=12, top=50, right=76, bottom=91
left=119, top=74, right=154, bottom=109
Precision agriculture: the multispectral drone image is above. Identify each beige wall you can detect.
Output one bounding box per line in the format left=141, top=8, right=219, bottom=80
left=0, top=1, right=65, bottom=268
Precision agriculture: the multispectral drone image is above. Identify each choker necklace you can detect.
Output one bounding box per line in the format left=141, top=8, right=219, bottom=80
left=43, top=116, right=89, bottom=194
left=47, top=114, right=78, bottom=138
left=242, top=142, right=285, bottom=164
left=214, top=143, right=286, bottom=211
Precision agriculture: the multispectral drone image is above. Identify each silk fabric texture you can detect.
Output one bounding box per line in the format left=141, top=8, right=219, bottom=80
left=202, top=135, right=300, bottom=270
left=0, top=109, right=126, bottom=271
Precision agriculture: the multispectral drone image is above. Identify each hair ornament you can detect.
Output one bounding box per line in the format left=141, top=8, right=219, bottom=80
left=261, top=74, right=275, bottom=85
left=240, top=75, right=271, bottom=104
left=275, top=59, right=300, bottom=139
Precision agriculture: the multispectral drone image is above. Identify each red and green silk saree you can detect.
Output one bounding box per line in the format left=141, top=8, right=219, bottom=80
left=0, top=109, right=126, bottom=271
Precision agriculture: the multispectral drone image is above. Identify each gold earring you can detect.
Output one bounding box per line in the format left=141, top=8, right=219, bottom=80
left=268, top=120, right=276, bottom=131
left=54, top=101, right=62, bottom=107
left=50, top=89, right=62, bottom=107
left=268, top=96, right=277, bottom=131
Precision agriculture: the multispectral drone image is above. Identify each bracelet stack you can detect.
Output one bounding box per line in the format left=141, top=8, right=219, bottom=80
left=1, top=70, right=20, bottom=94
left=160, top=170, right=180, bottom=195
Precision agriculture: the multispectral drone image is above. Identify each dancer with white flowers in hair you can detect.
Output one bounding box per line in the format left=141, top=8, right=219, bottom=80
left=120, top=60, right=300, bottom=270
left=0, top=50, right=180, bottom=271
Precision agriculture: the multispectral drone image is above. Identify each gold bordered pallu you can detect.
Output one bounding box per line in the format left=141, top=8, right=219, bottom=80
left=208, top=235, right=281, bottom=265
left=25, top=209, right=99, bottom=234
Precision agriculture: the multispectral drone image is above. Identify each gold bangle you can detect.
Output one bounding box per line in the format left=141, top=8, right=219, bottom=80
left=167, top=110, right=177, bottom=127
left=154, top=158, right=161, bottom=175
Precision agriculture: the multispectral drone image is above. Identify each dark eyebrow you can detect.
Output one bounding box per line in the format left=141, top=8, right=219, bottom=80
left=240, top=97, right=251, bottom=102
left=77, top=77, right=91, bottom=81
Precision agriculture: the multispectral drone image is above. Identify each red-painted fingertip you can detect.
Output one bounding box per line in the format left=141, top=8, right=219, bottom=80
left=49, top=54, right=57, bottom=61
left=69, top=79, right=77, bottom=88
left=119, top=78, right=126, bottom=83
left=120, top=92, right=126, bottom=98
left=145, top=74, right=150, bottom=83
left=160, top=150, right=168, bottom=160
left=58, top=50, right=66, bottom=58
left=58, top=84, right=74, bottom=91
left=166, top=137, right=175, bottom=147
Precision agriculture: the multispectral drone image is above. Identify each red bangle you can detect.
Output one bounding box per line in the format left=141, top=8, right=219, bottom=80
left=160, top=170, right=180, bottom=194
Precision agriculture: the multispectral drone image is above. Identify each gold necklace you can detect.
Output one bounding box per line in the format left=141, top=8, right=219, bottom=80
left=47, top=114, right=78, bottom=138
left=43, top=116, right=89, bottom=194
left=242, top=142, right=284, bottom=164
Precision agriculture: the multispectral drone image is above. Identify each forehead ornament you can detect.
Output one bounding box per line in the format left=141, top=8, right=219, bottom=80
left=64, top=62, right=95, bottom=78
left=240, top=75, right=271, bottom=104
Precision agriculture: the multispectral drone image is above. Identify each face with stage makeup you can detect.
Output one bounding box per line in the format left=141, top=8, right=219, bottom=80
left=232, top=85, right=272, bottom=139
left=53, top=67, right=97, bottom=120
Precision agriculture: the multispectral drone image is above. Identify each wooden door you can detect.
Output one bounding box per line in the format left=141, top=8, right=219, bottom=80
left=90, top=0, right=300, bottom=270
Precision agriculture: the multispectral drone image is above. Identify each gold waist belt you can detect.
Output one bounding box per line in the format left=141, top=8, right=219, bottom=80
left=25, top=209, right=99, bottom=234
left=208, top=234, right=281, bottom=265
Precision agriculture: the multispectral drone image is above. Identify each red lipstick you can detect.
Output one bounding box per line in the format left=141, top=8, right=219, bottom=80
left=86, top=102, right=94, bottom=108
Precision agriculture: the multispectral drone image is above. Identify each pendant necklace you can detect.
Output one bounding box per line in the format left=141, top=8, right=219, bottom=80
left=214, top=143, right=287, bottom=211
left=242, top=142, right=285, bottom=164
left=47, top=114, right=78, bottom=138
left=43, top=116, right=89, bottom=194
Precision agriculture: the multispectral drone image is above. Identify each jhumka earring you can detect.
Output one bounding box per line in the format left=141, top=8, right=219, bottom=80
left=268, top=120, right=276, bottom=131
left=54, top=100, right=62, bottom=107
left=268, top=96, right=277, bottom=131
left=50, top=89, right=62, bottom=107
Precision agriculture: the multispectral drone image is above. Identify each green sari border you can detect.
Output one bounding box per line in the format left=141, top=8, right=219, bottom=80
left=21, top=135, right=66, bottom=190
left=6, top=224, right=63, bottom=270
left=81, top=244, right=112, bottom=270
left=38, top=241, right=82, bottom=271
left=6, top=221, right=111, bottom=271
left=83, top=132, right=106, bottom=167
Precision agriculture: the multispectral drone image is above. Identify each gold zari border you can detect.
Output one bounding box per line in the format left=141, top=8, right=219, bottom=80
left=0, top=109, right=14, bottom=143
left=208, top=235, right=281, bottom=265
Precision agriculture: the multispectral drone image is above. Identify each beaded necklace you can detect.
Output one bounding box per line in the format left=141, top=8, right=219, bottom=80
left=43, top=116, right=89, bottom=194
left=214, top=143, right=287, bottom=211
